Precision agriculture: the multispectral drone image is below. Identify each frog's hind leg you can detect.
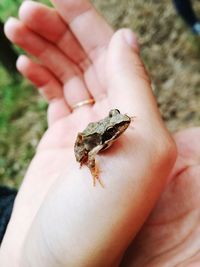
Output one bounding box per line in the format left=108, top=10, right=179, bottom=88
left=92, top=164, right=104, bottom=188
left=79, top=154, right=88, bottom=169
left=88, top=152, right=104, bottom=187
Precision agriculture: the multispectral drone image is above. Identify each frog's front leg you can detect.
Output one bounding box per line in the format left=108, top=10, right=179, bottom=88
left=87, top=145, right=104, bottom=187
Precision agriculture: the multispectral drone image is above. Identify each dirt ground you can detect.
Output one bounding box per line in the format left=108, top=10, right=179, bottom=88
left=93, top=0, right=200, bottom=132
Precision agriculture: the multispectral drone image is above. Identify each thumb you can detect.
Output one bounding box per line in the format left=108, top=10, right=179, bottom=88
left=108, top=28, right=148, bottom=82
left=107, top=28, right=158, bottom=119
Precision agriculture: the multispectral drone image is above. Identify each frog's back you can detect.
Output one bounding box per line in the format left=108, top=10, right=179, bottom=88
left=82, top=119, right=110, bottom=136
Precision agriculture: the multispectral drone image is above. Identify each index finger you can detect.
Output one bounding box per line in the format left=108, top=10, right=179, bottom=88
left=51, top=0, right=113, bottom=60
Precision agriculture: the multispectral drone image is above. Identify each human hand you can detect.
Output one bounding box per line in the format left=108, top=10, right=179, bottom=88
left=0, top=1, right=176, bottom=266
left=121, top=127, right=200, bottom=267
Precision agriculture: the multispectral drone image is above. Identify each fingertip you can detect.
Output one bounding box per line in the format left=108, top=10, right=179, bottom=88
left=122, top=28, right=140, bottom=53
left=107, top=28, right=145, bottom=78
left=16, top=55, right=41, bottom=85
left=16, top=55, right=30, bottom=72
left=107, top=27, right=150, bottom=87
left=19, top=0, right=32, bottom=20
left=111, top=28, right=140, bottom=53
left=4, top=17, right=19, bottom=39
left=19, top=0, right=41, bottom=21
left=4, top=17, right=25, bottom=45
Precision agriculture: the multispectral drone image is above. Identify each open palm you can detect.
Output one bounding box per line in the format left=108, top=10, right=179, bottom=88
left=1, top=1, right=176, bottom=267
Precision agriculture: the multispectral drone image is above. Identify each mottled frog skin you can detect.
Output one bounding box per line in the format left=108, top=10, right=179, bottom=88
left=74, top=109, right=131, bottom=186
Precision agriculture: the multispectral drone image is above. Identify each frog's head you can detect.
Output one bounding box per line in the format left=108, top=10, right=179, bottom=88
left=102, top=109, right=131, bottom=143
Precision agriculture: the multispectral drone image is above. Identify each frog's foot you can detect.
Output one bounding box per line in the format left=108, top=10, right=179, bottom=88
left=89, top=164, right=104, bottom=188
left=87, top=154, right=104, bottom=187
left=93, top=175, right=104, bottom=187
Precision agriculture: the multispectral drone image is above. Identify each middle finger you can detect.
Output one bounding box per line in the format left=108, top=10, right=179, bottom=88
left=4, top=18, right=93, bottom=109
left=18, top=1, right=89, bottom=70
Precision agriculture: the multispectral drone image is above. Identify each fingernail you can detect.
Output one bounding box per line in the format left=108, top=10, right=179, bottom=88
left=123, top=29, right=140, bottom=52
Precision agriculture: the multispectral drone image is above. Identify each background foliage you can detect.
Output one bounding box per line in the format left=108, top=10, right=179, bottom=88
left=0, top=0, right=48, bottom=187
left=0, top=0, right=21, bottom=21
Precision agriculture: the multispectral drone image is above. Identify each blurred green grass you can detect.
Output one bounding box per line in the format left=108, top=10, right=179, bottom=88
left=0, top=68, right=47, bottom=187
left=0, top=0, right=21, bottom=20
left=0, top=67, right=48, bottom=187
left=0, top=0, right=51, bottom=20
left=0, top=0, right=49, bottom=187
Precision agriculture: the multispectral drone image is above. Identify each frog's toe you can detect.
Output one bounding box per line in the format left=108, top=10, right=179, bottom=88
left=92, top=175, right=104, bottom=188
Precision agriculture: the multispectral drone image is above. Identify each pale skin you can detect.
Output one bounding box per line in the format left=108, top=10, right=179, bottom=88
left=0, top=0, right=200, bottom=266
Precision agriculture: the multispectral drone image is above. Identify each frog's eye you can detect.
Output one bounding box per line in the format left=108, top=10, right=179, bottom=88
left=102, top=127, right=116, bottom=142
left=109, top=109, right=120, bottom=117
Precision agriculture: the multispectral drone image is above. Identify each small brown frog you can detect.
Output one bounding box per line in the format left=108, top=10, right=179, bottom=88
left=74, top=109, right=132, bottom=186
